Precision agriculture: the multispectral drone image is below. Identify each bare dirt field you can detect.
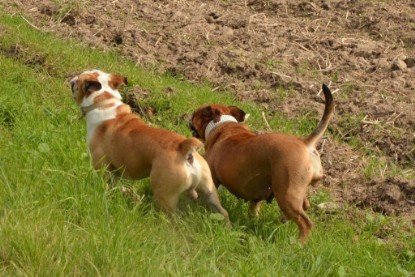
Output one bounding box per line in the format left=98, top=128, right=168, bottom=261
left=5, top=0, right=415, bottom=218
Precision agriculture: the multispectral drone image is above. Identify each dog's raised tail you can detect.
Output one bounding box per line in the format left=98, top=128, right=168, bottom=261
left=179, top=138, right=203, bottom=164
left=304, top=84, right=334, bottom=148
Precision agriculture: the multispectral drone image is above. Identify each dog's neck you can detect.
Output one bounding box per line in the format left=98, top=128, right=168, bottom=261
left=81, top=91, right=124, bottom=145
left=81, top=98, right=120, bottom=116
left=205, top=115, right=238, bottom=139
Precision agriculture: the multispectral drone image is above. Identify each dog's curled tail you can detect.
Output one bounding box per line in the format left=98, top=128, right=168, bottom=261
left=304, top=84, right=334, bottom=148
left=179, top=138, right=203, bottom=163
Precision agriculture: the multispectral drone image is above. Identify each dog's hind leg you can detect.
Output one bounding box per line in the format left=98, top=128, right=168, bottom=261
left=150, top=171, right=181, bottom=214
left=248, top=201, right=262, bottom=218
left=193, top=156, right=231, bottom=226
left=274, top=190, right=314, bottom=244
left=303, top=197, right=310, bottom=211
left=152, top=187, right=180, bottom=214
left=200, top=188, right=231, bottom=227
left=196, top=177, right=231, bottom=226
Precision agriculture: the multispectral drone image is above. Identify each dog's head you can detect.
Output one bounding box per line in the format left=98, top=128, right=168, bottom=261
left=69, top=69, right=127, bottom=106
left=188, top=104, right=246, bottom=141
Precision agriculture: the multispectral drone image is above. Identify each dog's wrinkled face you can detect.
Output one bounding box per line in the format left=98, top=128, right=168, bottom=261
left=69, top=69, right=127, bottom=105
left=189, top=104, right=246, bottom=141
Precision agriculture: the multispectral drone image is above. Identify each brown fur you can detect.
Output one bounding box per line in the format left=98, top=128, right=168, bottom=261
left=70, top=70, right=230, bottom=224
left=189, top=84, right=334, bottom=243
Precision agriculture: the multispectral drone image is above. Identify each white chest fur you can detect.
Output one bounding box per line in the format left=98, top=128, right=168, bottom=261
left=85, top=103, right=122, bottom=145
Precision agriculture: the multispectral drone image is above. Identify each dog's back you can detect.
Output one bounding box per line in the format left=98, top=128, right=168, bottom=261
left=70, top=69, right=230, bottom=223
left=188, top=83, right=335, bottom=243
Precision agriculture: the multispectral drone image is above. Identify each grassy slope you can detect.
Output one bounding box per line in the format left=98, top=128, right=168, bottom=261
left=0, top=14, right=414, bottom=276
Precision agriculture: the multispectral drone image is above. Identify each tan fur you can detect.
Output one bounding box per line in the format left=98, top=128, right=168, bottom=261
left=70, top=70, right=229, bottom=224
left=189, top=84, right=334, bottom=243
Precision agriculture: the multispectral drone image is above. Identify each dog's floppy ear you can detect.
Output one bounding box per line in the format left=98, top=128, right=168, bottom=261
left=213, top=108, right=223, bottom=122
left=84, top=80, right=102, bottom=94
left=201, top=106, right=213, bottom=118
left=109, top=74, right=128, bottom=90
left=200, top=106, right=216, bottom=119
left=228, top=106, right=246, bottom=122
left=202, top=106, right=222, bottom=123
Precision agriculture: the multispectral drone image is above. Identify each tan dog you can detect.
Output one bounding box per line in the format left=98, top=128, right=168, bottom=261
left=69, top=69, right=229, bottom=223
left=189, top=84, right=334, bottom=242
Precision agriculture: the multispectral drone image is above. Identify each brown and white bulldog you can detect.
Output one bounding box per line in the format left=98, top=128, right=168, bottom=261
left=69, top=69, right=229, bottom=223
left=188, top=84, right=334, bottom=243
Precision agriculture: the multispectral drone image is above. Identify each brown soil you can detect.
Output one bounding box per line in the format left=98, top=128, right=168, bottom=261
left=4, top=0, right=415, bottom=218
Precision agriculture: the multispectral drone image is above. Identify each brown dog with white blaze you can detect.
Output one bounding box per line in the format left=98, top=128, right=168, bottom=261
left=188, top=84, right=334, bottom=243
left=69, top=69, right=229, bottom=224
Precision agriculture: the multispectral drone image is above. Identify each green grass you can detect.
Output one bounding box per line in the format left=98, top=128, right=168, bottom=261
left=0, top=13, right=414, bottom=276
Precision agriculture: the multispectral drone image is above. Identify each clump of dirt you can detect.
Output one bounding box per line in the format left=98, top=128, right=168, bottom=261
left=2, top=44, right=22, bottom=58
left=320, top=139, right=415, bottom=216
left=123, top=87, right=151, bottom=116
left=0, top=43, right=51, bottom=72
left=3, top=0, right=415, bottom=218
left=344, top=177, right=415, bottom=216
left=3, top=43, right=44, bottom=65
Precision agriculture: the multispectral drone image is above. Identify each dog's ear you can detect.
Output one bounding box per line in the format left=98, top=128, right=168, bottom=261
left=228, top=106, right=246, bottom=122
left=201, top=106, right=213, bottom=118
left=200, top=106, right=221, bottom=123
left=109, top=74, right=128, bottom=90
left=210, top=107, right=224, bottom=123
left=83, top=80, right=102, bottom=94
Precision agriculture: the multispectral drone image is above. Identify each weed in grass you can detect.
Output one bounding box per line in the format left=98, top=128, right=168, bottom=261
left=0, top=108, right=16, bottom=129
left=338, top=82, right=360, bottom=100
left=264, top=58, right=285, bottom=70
left=331, top=70, right=340, bottom=83
left=361, top=155, right=405, bottom=180
left=310, top=189, right=332, bottom=206
left=332, top=112, right=366, bottom=144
